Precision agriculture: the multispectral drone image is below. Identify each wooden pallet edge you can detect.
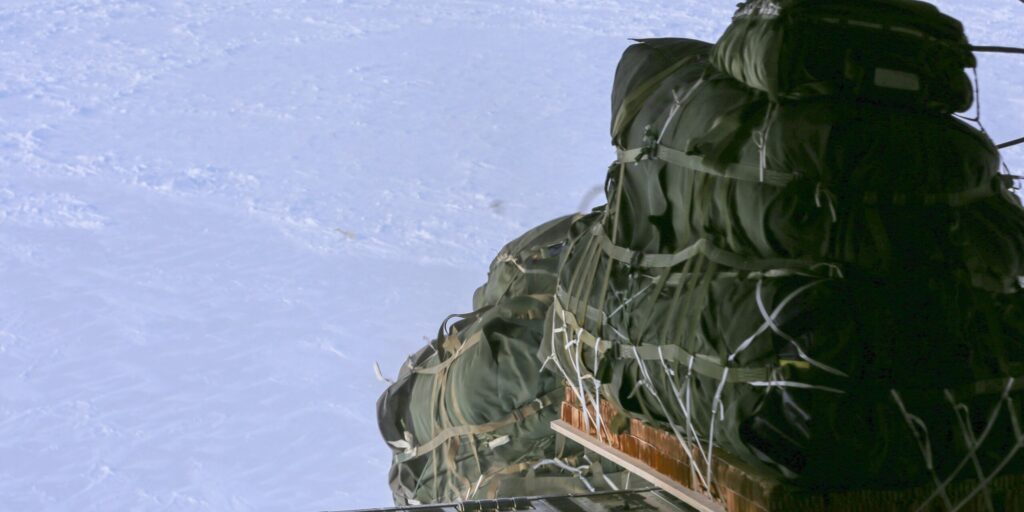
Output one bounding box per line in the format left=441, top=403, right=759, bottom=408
left=551, top=419, right=725, bottom=512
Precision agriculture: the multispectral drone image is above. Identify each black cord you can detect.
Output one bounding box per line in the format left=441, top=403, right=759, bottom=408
left=971, top=45, right=1024, bottom=55
left=997, top=136, right=1024, bottom=150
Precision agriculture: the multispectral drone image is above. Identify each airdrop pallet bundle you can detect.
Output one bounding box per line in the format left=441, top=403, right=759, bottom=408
left=544, top=0, right=1024, bottom=510
left=379, top=0, right=1024, bottom=510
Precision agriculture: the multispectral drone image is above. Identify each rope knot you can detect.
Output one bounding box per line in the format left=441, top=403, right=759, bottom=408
left=638, top=124, right=659, bottom=161
left=814, top=182, right=839, bottom=223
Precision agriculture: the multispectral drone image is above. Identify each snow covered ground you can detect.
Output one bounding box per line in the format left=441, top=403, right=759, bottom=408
left=0, top=1, right=1021, bottom=510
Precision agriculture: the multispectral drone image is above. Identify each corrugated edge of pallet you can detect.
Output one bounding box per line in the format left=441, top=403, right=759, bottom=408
left=561, top=396, right=775, bottom=512
left=561, top=391, right=1024, bottom=512
left=551, top=419, right=724, bottom=512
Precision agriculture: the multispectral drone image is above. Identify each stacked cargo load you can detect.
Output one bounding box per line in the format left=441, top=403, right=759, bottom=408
left=543, top=0, right=1024, bottom=509
left=377, top=216, right=635, bottom=505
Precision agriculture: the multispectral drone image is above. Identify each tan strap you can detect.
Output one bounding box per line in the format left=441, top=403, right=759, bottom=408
left=612, top=55, right=702, bottom=142
left=553, top=297, right=773, bottom=384
left=411, top=331, right=484, bottom=375
left=396, top=388, right=562, bottom=463
left=619, top=145, right=1002, bottom=207
left=591, top=223, right=834, bottom=274
left=862, top=175, right=1000, bottom=207
left=616, top=144, right=795, bottom=187
left=412, top=295, right=553, bottom=375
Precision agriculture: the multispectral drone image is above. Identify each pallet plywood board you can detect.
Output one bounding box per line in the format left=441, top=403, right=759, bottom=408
left=560, top=393, right=1024, bottom=512
left=551, top=419, right=724, bottom=512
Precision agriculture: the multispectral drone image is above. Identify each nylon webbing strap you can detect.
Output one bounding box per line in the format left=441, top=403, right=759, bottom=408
left=412, top=295, right=553, bottom=375
left=553, top=297, right=773, bottom=383
left=411, top=331, right=483, bottom=375
left=611, top=54, right=701, bottom=142
left=476, top=462, right=533, bottom=499
left=631, top=343, right=772, bottom=383
left=619, top=144, right=1005, bottom=206
left=555, top=293, right=604, bottom=349
left=861, top=176, right=1000, bottom=207
left=486, top=472, right=595, bottom=499
left=664, top=267, right=819, bottom=284
left=591, top=223, right=827, bottom=273
left=616, top=144, right=795, bottom=187
left=593, top=222, right=701, bottom=268
left=396, top=388, right=563, bottom=463
left=555, top=288, right=613, bottom=341
left=948, top=375, right=1024, bottom=403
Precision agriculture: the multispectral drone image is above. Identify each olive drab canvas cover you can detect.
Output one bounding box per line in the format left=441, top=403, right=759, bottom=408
left=377, top=217, right=629, bottom=505
left=472, top=215, right=579, bottom=311
left=607, top=39, right=1023, bottom=293
left=544, top=0, right=1024, bottom=496
left=710, top=0, right=976, bottom=113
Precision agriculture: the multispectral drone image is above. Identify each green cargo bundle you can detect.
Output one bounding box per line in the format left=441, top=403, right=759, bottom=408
left=610, top=38, right=1024, bottom=293
left=710, top=0, right=976, bottom=112
left=473, top=214, right=579, bottom=311
left=549, top=220, right=1024, bottom=489
left=377, top=218, right=628, bottom=505
left=545, top=0, right=1024, bottom=499
left=377, top=0, right=1024, bottom=504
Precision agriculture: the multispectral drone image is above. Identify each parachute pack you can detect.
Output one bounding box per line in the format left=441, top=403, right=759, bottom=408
left=710, top=0, right=977, bottom=112
left=377, top=216, right=633, bottom=505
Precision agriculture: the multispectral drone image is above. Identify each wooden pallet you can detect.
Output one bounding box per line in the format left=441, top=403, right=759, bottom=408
left=559, top=391, right=1024, bottom=512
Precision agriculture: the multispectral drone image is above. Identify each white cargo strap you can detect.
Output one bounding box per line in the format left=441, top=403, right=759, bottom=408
left=487, top=435, right=510, bottom=449
left=552, top=294, right=776, bottom=384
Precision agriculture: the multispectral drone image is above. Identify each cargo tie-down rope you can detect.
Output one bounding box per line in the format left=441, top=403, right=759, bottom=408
left=893, top=378, right=1024, bottom=512
left=549, top=239, right=849, bottom=501
left=919, top=56, right=1020, bottom=512
left=966, top=45, right=1024, bottom=150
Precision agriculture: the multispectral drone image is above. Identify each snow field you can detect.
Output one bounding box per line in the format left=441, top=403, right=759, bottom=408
left=0, top=1, right=1021, bottom=510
